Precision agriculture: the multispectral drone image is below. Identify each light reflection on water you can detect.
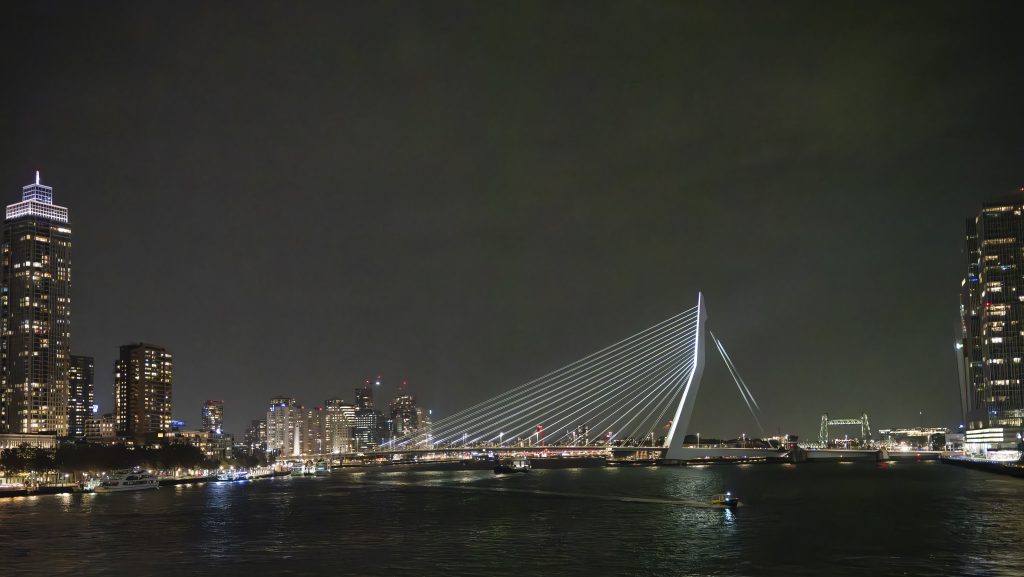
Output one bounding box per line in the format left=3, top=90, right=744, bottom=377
left=0, top=463, right=1022, bottom=577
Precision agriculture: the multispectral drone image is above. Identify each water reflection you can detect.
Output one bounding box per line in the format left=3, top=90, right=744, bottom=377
left=0, top=463, right=1022, bottom=576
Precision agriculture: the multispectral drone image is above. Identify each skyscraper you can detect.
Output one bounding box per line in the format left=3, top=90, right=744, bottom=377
left=389, top=380, right=419, bottom=436
left=114, top=343, right=174, bottom=437
left=958, top=191, right=1024, bottom=451
left=0, top=172, right=72, bottom=435
left=354, top=378, right=384, bottom=449
left=266, top=396, right=302, bottom=456
left=68, top=355, right=94, bottom=438
left=324, top=397, right=355, bottom=454
left=301, top=405, right=322, bottom=455
left=202, top=399, right=224, bottom=433
left=355, top=378, right=377, bottom=410
left=243, top=418, right=267, bottom=452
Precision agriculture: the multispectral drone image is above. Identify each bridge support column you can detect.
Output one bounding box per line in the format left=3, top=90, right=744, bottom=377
left=664, top=292, right=707, bottom=460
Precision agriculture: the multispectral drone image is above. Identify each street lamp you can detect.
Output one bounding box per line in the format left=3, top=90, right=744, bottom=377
left=697, top=432, right=700, bottom=448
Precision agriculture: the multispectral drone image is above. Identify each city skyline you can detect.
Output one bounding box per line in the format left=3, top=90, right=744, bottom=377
left=4, top=5, right=1024, bottom=577
left=3, top=3, right=1024, bottom=439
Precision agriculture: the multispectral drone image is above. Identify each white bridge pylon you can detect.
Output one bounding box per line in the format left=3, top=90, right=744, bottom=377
left=663, top=292, right=706, bottom=459
left=390, top=292, right=750, bottom=455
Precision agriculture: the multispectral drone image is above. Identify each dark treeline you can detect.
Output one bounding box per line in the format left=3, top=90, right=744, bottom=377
left=0, top=443, right=238, bottom=474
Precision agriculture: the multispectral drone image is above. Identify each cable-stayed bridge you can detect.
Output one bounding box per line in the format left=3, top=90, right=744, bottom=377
left=375, top=292, right=780, bottom=462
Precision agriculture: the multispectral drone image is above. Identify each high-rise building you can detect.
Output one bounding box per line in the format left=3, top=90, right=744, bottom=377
left=304, top=405, right=326, bottom=455
left=243, top=418, right=266, bottom=452
left=353, top=377, right=385, bottom=449
left=417, top=407, right=433, bottom=448
left=114, top=343, right=174, bottom=437
left=202, top=399, right=224, bottom=433
left=958, top=191, right=1024, bottom=451
left=354, top=407, right=384, bottom=450
left=266, top=396, right=302, bottom=456
left=324, top=398, right=355, bottom=454
left=389, top=380, right=419, bottom=437
left=68, top=355, right=94, bottom=437
left=355, top=377, right=378, bottom=410
left=0, top=172, right=72, bottom=435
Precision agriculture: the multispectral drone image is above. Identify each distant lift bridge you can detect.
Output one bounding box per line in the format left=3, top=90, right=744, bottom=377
left=818, top=412, right=871, bottom=446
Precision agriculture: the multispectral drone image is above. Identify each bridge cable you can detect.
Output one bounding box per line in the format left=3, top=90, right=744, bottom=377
left=408, top=310, right=699, bottom=446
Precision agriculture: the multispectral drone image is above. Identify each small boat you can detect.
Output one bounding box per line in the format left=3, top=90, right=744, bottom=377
left=94, top=469, right=159, bottom=493
left=493, top=457, right=531, bottom=474
left=314, top=462, right=330, bottom=476
left=711, top=492, right=740, bottom=508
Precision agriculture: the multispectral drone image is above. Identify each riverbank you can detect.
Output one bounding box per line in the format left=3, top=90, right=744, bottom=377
left=0, top=466, right=287, bottom=498
left=940, top=454, right=1024, bottom=477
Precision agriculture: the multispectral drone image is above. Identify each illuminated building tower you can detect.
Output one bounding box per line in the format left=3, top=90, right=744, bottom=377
left=202, top=399, right=224, bottom=433
left=353, top=377, right=385, bottom=449
left=354, top=407, right=383, bottom=450
left=324, top=398, right=355, bottom=453
left=389, top=380, right=419, bottom=436
left=0, top=172, right=72, bottom=435
left=243, top=418, right=266, bottom=452
left=355, top=376, right=379, bottom=410
left=114, top=343, right=174, bottom=437
left=304, top=405, right=326, bottom=455
left=266, top=396, right=302, bottom=456
left=958, top=191, right=1024, bottom=449
left=416, top=407, right=433, bottom=448
left=68, top=355, right=94, bottom=437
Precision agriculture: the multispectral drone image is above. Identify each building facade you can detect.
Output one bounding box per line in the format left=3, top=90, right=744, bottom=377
left=266, top=396, right=302, bottom=456
left=354, top=407, right=384, bottom=450
left=324, top=398, right=355, bottom=454
left=243, top=418, right=266, bottom=452
left=958, top=192, right=1024, bottom=450
left=0, top=173, right=72, bottom=435
left=389, top=382, right=419, bottom=437
left=114, top=343, right=174, bottom=437
left=202, top=399, right=224, bottom=433
left=68, top=354, right=94, bottom=437
left=85, top=412, right=116, bottom=442
left=304, top=405, right=326, bottom=455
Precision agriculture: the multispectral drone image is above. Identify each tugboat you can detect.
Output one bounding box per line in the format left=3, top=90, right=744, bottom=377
left=711, top=491, right=740, bottom=508
left=493, top=456, right=531, bottom=474
left=93, top=469, right=159, bottom=493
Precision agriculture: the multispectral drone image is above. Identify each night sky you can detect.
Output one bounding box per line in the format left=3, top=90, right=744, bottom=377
left=3, top=2, right=1023, bottom=439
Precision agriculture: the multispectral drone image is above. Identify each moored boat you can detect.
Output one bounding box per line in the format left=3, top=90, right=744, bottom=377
left=216, top=469, right=250, bottom=482
left=94, top=469, right=159, bottom=493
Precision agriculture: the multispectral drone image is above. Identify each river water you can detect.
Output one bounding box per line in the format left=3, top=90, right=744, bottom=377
left=1, top=461, right=1022, bottom=576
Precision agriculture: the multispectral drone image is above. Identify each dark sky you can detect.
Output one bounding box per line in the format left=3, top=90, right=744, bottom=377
left=3, top=1, right=1023, bottom=439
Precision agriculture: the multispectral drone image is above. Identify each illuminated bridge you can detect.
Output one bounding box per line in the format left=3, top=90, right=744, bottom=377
left=366, top=293, right=780, bottom=463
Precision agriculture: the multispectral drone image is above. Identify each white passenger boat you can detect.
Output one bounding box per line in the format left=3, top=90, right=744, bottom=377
left=216, top=469, right=250, bottom=482
left=94, top=469, right=159, bottom=493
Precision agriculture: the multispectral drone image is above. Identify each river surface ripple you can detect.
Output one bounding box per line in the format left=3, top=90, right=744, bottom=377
left=1, top=461, right=1022, bottom=576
